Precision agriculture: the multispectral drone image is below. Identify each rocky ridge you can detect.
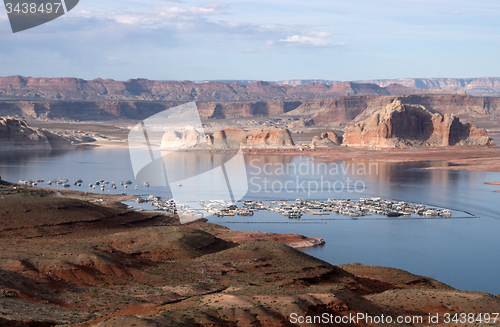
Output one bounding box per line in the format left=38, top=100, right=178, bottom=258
left=343, top=99, right=494, bottom=148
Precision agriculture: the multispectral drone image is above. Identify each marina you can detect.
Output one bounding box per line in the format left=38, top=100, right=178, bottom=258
left=16, top=174, right=467, bottom=221
left=131, top=197, right=463, bottom=220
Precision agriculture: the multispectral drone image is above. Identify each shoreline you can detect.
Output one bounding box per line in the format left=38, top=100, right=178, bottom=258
left=244, top=145, right=500, bottom=172
left=3, top=141, right=500, bottom=173
left=84, top=141, right=500, bottom=172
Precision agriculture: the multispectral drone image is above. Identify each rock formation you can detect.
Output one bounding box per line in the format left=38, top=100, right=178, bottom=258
left=0, top=117, right=72, bottom=150
left=206, top=127, right=295, bottom=149
left=181, top=128, right=203, bottom=146
left=217, top=127, right=295, bottom=148
left=160, top=131, right=184, bottom=149
left=343, top=99, right=494, bottom=148
left=160, top=128, right=205, bottom=149
left=208, top=130, right=231, bottom=149
left=162, top=127, right=296, bottom=150
left=310, top=132, right=342, bottom=149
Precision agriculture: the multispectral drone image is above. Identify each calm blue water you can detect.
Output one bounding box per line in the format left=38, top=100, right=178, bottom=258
left=0, top=148, right=499, bottom=295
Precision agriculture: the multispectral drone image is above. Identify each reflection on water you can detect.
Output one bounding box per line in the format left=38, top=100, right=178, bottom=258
left=157, top=149, right=239, bottom=183
left=0, top=149, right=499, bottom=294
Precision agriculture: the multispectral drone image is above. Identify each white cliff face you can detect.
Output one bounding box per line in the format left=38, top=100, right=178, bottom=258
left=160, top=129, right=204, bottom=150
left=160, top=130, right=184, bottom=149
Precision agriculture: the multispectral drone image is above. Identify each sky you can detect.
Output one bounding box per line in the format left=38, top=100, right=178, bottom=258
left=0, top=0, right=499, bottom=81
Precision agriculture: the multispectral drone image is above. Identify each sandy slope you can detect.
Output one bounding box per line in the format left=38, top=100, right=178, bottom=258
left=0, top=182, right=499, bottom=326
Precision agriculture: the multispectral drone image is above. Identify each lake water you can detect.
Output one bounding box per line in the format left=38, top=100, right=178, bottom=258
left=0, top=148, right=499, bottom=295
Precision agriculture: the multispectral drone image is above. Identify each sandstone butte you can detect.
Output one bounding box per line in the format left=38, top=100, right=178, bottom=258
left=161, top=127, right=295, bottom=149
left=342, top=98, right=494, bottom=148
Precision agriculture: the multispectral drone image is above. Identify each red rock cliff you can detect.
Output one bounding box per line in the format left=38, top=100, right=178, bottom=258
left=342, top=99, right=494, bottom=148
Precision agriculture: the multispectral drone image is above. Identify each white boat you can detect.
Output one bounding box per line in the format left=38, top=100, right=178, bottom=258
left=424, top=209, right=438, bottom=217
left=439, top=210, right=452, bottom=217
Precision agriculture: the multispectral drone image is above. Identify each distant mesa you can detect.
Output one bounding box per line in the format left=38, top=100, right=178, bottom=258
left=342, top=99, right=494, bottom=148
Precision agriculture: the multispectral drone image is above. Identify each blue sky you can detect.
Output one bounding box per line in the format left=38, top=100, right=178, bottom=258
left=0, top=0, right=499, bottom=81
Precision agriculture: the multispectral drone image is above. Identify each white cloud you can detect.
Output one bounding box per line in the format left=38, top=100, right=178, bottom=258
left=305, top=31, right=332, bottom=38
left=70, top=3, right=229, bottom=29
left=68, top=3, right=331, bottom=47
left=201, top=3, right=228, bottom=10
left=277, top=34, right=341, bottom=47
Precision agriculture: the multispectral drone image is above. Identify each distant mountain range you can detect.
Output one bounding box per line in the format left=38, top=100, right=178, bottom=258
left=0, top=76, right=460, bottom=102
left=0, top=76, right=499, bottom=104
left=345, top=77, right=500, bottom=96
left=194, top=79, right=342, bottom=86
left=199, top=78, right=500, bottom=97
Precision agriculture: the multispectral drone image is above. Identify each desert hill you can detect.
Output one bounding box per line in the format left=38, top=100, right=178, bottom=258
left=0, top=182, right=499, bottom=326
left=343, top=99, right=493, bottom=148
